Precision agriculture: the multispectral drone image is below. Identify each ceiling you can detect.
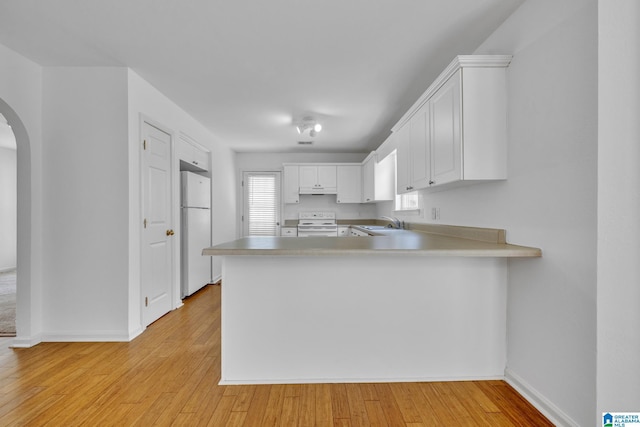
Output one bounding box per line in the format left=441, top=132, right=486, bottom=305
left=0, top=0, right=523, bottom=153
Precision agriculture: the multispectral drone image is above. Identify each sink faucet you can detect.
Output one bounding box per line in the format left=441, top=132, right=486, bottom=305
left=380, top=216, right=403, bottom=229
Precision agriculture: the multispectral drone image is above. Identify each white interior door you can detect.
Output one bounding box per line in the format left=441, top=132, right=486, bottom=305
left=142, top=121, right=174, bottom=326
left=242, top=171, right=281, bottom=236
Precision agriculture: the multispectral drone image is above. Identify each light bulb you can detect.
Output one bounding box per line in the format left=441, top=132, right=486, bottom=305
left=313, top=123, right=322, bottom=132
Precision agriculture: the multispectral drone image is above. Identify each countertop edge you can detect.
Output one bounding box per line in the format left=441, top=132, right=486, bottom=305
left=202, top=243, right=542, bottom=258
left=203, top=224, right=542, bottom=258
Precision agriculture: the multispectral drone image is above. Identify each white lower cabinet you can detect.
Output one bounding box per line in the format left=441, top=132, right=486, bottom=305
left=281, top=227, right=298, bottom=237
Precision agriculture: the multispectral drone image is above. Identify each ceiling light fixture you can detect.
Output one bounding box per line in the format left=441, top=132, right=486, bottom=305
left=295, top=117, right=322, bottom=137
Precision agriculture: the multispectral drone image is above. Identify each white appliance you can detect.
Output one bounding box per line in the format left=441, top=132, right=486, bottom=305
left=297, top=212, right=338, bottom=237
left=181, top=171, right=211, bottom=298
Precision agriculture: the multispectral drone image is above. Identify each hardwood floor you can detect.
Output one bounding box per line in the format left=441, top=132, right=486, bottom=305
left=0, top=285, right=552, bottom=426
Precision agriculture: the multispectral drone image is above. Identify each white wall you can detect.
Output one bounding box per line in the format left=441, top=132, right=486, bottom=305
left=0, top=147, right=17, bottom=271
left=42, top=67, right=130, bottom=339
left=127, top=70, right=237, bottom=326
left=378, top=1, right=597, bottom=425
left=597, top=0, right=640, bottom=420
left=0, top=42, right=44, bottom=346
left=235, top=152, right=377, bottom=224
left=0, top=58, right=238, bottom=343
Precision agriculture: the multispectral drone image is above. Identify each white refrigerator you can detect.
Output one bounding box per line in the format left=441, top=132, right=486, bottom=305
left=181, top=171, right=211, bottom=298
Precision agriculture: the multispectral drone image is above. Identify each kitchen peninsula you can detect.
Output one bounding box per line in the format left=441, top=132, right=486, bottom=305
left=204, top=225, right=540, bottom=385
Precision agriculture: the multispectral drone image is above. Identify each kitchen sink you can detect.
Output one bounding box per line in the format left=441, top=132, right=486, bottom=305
left=360, top=225, right=392, bottom=230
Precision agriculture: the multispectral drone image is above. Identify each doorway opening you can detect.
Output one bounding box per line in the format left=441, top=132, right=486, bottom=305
left=0, top=113, right=17, bottom=336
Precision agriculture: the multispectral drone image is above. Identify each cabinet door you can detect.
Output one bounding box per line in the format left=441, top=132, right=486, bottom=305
left=317, top=166, right=337, bottom=190
left=362, top=157, right=375, bottom=202
left=336, top=165, right=362, bottom=203
left=409, top=104, right=430, bottom=189
left=191, top=146, right=209, bottom=172
left=299, top=166, right=318, bottom=189
left=281, top=227, right=298, bottom=237
left=177, top=137, right=209, bottom=172
left=375, top=152, right=395, bottom=201
left=395, top=124, right=411, bottom=194
left=430, top=71, right=462, bottom=186
left=283, top=165, right=299, bottom=204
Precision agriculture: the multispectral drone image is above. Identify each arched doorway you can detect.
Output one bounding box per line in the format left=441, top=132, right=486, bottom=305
left=0, top=97, right=35, bottom=347
left=0, top=112, right=16, bottom=336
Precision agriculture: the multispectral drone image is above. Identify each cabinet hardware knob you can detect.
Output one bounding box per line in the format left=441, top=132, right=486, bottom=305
left=429, top=180, right=435, bottom=185
left=166, top=229, right=175, bottom=236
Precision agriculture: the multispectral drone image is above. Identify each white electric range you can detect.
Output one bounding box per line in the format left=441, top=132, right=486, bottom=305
left=297, top=212, right=338, bottom=237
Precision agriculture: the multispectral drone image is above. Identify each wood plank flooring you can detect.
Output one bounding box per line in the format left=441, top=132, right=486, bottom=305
left=0, top=285, right=552, bottom=426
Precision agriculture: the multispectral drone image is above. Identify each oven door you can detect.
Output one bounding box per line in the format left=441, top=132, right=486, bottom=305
left=297, top=225, right=338, bottom=237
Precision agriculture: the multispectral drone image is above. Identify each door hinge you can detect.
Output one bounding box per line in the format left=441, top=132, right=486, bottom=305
left=241, top=180, right=244, bottom=187
left=241, top=215, right=244, bottom=222
left=145, top=297, right=148, bottom=307
left=144, top=218, right=147, bottom=228
left=143, top=139, right=147, bottom=150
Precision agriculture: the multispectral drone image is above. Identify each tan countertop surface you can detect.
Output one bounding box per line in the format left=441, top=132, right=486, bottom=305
left=203, top=224, right=542, bottom=258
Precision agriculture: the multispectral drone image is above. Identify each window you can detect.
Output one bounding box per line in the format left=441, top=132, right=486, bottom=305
left=392, top=151, right=419, bottom=212
left=396, top=191, right=419, bottom=211
left=243, top=172, right=281, bottom=236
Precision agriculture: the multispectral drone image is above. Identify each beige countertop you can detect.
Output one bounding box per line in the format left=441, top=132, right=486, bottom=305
left=203, top=224, right=542, bottom=258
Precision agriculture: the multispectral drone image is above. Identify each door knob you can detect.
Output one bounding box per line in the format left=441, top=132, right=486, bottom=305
left=166, top=229, right=175, bottom=236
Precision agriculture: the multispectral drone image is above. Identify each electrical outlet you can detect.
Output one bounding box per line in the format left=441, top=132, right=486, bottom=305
left=431, top=207, right=441, bottom=220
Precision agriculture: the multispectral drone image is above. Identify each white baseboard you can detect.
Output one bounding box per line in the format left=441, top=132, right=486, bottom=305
left=11, top=326, right=148, bottom=347
left=220, top=374, right=505, bottom=386
left=40, top=331, right=134, bottom=342
left=505, top=368, right=579, bottom=427
left=9, top=334, right=42, bottom=348
left=211, top=274, right=222, bottom=284
left=127, top=326, right=144, bottom=341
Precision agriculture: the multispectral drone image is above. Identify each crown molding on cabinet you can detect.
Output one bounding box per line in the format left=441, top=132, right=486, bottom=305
left=391, top=55, right=512, bottom=133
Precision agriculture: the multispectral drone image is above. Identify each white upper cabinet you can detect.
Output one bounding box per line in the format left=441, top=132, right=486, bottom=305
left=362, top=156, right=375, bottom=202
left=299, top=165, right=337, bottom=194
left=336, top=165, right=362, bottom=203
left=363, top=151, right=394, bottom=202
left=283, top=157, right=392, bottom=204
left=177, top=135, right=209, bottom=172
left=396, top=103, right=430, bottom=194
left=395, top=124, right=411, bottom=194
left=393, top=55, right=510, bottom=192
left=283, top=165, right=300, bottom=204
left=429, top=69, right=462, bottom=186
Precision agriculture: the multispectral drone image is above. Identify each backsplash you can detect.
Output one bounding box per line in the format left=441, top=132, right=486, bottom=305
left=284, top=194, right=377, bottom=220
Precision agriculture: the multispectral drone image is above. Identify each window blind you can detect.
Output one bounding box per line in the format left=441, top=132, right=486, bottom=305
left=246, top=173, right=279, bottom=236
